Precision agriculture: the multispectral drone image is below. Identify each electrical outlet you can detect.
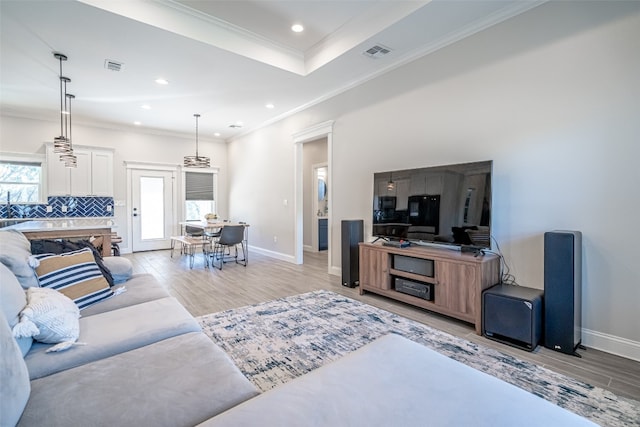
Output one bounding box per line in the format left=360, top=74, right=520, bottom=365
left=61, top=205, right=68, bottom=213
left=273, top=236, right=277, bottom=243
left=106, top=205, right=112, bottom=212
left=46, top=205, right=53, bottom=213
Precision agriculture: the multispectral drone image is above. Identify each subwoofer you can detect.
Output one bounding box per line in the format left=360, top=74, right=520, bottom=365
left=341, top=220, right=363, bottom=287
left=483, top=284, right=543, bottom=351
left=544, top=230, right=583, bottom=356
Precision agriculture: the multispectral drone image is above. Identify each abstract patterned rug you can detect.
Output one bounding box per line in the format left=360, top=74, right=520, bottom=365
left=198, top=290, right=639, bottom=427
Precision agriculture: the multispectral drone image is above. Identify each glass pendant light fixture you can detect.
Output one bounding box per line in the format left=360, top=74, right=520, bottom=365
left=184, top=113, right=210, bottom=168
left=60, top=92, right=77, bottom=168
left=53, top=53, right=70, bottom=154
left=387, top=172, right=395, bottom=191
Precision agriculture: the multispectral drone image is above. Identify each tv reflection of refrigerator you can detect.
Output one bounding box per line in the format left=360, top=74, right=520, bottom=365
left=408, top=195, right=440, bottom=235
left=378, top=196, right=396, bottom=221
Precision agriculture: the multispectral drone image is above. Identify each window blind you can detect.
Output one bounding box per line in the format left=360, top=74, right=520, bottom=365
left=185, top=172, right=214, bottom=201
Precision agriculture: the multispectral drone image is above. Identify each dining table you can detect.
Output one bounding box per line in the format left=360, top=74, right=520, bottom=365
left=177, top=221, right=250, bottom=266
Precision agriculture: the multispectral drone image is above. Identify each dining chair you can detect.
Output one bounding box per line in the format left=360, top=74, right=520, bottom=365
left=208, top=225, right=247, bottom=270
left=182, top=224, right=210, bottom=263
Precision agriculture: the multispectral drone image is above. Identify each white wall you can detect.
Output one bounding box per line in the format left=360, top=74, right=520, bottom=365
left=0, top=115, right=228, bottom=252
left=227, top=2, right=640, bottom=359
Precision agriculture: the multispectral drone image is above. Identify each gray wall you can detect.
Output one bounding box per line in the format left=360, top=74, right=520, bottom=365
left=226, top=2, right=640, bottom=359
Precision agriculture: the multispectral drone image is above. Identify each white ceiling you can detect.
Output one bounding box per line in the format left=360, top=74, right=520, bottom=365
left=0, top=0, right=544, bottom=141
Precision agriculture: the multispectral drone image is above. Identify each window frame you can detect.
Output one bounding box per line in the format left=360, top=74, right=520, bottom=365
left=0, top=152, right=47, bottom=204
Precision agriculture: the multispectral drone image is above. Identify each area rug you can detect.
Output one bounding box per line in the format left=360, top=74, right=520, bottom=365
left=198, top=289, right=639, bottom=427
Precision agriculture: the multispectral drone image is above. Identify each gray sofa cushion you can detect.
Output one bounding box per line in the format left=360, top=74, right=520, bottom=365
left=0, top=230, right=39, bottom=288
left=25, top=297, right=201, bottom=379
left=19, top=332, right=259, bottom=427
left=80, top=274, right=169, bottom=317
left=0, top=312, right=30, bottom=427
left=202, top=334, right=595, bottom=427
left=102, top=256, right=133, bottom=284
left=0, top=262, right=32, bottom=356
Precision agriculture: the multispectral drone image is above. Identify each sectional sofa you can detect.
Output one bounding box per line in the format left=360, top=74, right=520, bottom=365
left=1, top=229, right=595, bottom=426
left=0, top=229, right=259, bottom=426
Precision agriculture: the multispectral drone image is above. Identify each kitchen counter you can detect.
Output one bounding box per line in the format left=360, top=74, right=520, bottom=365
left=3, top=218, right=116, bottom=256
left=3, top=218, right=116, bottom=232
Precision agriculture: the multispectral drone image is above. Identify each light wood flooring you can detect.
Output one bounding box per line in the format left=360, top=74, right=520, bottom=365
left=126, top=248, right=640, bottom=401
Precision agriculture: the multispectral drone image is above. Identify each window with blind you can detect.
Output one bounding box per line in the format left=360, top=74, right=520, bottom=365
left=184, top=171, right=216, bottom=221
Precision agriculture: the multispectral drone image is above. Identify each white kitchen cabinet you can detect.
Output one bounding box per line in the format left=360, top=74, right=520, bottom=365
left=47, top=146, right=72, bottom=196
left=90, top=150, right=113, bottom=196
left=46, top=144, right=113, bottom=197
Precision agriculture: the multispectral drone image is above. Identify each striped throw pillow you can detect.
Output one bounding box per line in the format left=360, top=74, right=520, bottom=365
left=31, top=248, right=113, bottom=310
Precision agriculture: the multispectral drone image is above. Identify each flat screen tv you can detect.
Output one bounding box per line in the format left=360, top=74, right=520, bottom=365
left=372, top=160, right=492, bottom=250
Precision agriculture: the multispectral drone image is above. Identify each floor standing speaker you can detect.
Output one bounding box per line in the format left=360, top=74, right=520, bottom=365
left=341, top=220, right=363, bottom=287
left=544, top=230, right=583, bottom=357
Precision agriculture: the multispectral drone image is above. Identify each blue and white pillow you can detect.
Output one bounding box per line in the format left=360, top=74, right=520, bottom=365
left=30, top=248, right=113, bottom=310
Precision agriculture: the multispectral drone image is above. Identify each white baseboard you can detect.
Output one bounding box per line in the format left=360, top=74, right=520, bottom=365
left=248, top=245, right=297, bottom=263
left=582, top=328, right=640, bottom=362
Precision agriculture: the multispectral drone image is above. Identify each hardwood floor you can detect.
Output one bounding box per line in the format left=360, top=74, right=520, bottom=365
left=126, top=248, right=640, bottom=401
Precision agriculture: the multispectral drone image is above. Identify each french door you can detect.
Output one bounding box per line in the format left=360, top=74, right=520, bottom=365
left=131, top=169, right=175, bottom=252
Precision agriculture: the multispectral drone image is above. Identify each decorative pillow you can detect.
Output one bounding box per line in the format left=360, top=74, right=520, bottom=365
left=12, top=287, right=80, bottom=353
left=0, top=230, right=40, bottom=289
left=30, top=239, right=115, bottom=286
left=31, top=248, right=114, bottom=310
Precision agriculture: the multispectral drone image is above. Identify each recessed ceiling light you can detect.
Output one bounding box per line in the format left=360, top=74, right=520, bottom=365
left=155, top=78, right=169, bottom=85
left=265, top=103, right=275, bottom=109
left=214, top=132, right=221, bottom=137
left=134, top=121, right=141, bottom=126
left=141, top=104, right=151, bottom=110
left=291, top=24, right=304, bottom=33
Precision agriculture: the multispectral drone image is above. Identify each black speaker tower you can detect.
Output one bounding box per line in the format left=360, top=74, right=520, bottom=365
left=544, top=230, right=583, bottom=357
left=341, top=220, right=363, bottom=287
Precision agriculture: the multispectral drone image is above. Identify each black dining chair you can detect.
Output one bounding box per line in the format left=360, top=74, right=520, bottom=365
left=208, top=225, right=247, bottom=270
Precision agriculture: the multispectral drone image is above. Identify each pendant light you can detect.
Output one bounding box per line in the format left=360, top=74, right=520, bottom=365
left=387, top=173, right=395, bottom=191
left=52, top=53, right=70, bottom=154
left=184, top=113, right=210, bottom=168
left=60, top=93, right=77, bottom=168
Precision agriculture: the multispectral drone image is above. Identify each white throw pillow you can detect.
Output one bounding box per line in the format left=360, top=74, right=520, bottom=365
left=12, top=287, right=81, bottom=353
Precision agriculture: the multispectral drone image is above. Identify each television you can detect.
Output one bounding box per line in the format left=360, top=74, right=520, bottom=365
left=372, top=160, right=492, bottom=250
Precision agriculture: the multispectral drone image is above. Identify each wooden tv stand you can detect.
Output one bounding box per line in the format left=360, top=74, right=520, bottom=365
left=359, top=242, right=500, bottom=334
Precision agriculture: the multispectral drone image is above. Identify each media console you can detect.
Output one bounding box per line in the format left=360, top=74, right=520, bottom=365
left=359, top=242, right=500, bottom=334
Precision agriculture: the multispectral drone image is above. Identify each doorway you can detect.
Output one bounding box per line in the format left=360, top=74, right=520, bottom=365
left=293, top=120, right=334, bottom=274
left=130, top=169, right=175, bottom=252
left=312, top=163, right=328, bottom=252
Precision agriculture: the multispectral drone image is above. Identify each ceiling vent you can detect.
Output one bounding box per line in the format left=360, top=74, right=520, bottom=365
left=104, top=59, right=124, bottom=72
left=229, top=124, right=243, bottom=129
left=363, top=44, right=392, bottom=59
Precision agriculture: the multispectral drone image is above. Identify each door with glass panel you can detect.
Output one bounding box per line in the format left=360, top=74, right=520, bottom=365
left=131, top=169, right=174, bottom=252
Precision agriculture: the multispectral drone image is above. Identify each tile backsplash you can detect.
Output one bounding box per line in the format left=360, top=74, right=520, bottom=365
left=0, top=196, right=114, bottom=219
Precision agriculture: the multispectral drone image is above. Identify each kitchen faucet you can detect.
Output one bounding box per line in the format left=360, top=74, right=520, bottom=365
left=6, top=191, right=12, bottom=218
